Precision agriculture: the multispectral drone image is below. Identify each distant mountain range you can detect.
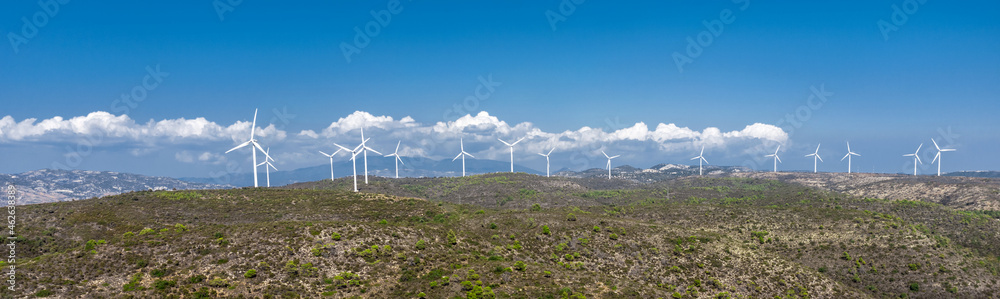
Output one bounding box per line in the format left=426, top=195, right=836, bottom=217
left=179, top=157, right=546, bottom=187
left=6, top=161, right=996, bottom=205
left=1, top=169, right=232, bottom=205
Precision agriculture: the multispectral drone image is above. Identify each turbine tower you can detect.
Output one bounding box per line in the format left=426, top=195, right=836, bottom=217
left=903, top=143, right=923, bottom=176
left=255, top=147, right=277, bottom=187
left=931, top=139, right=955, bottom=176
left=537, top=148, right=555, bottom=177
left=765, top=145, right=782, bottom=173
left=602, top=150, right=619, bottom=180
left=318, top=148, right=343, bottom=181
left=358, top=128, right=381, bottom=184
left=841, top=142, right=860, bottom=173
left=334, top=140, right=366, bottom=192
left=498, top=137, right=526, bottom=173
left=805, top=144, right=823, bottom=173
left=452, top=138, right=475, bottom=177
left=224, top=109, right=273, bottom=188
left=384, top=140, right=405, bottom=179
left=690, top=146, right=708, bottom=176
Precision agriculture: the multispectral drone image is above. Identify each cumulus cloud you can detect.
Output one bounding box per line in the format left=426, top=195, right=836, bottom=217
left=2, top=110, right=789, bottom=172
left=0, top=111, right=287, bottom=144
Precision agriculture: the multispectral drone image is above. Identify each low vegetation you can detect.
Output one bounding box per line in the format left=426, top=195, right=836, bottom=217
left=4, top=173, right=1000, bottom=298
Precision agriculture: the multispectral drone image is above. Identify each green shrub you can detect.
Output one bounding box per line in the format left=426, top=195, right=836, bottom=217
left=34, top=289, right=52, bottom=297
left=208, top=278, right=229, bottom=288
left=151, top=269, right=166, bottom=277
left=379, top=219, right=388, bottom=225
left=447, top=230, right=458, bottom=245
left=609, top=233, right=619, bottom=240
left=514, top=261, right=526, bottom=271
left=909, top=282, right=919, bottom=292
left=244, top=269, right=257, bottom=278
left=531, top=203, right=541, bottom=211
left=174, top=223, right=188, bottom=232
left=138, top=228, right=155, bottom=236
left=476, top=209, right=485, bottom=214
left=567, top=213, right=577, bottom=221
left=416, top=239, right=426, bottom=250
left=417, top=292, right=426, bottom=299
left=842, top=251, right=852, bottom=261
left=154, top=279, right=176, bottom=290
left=593, top=225, right=601, bottom=232
left=489, top=222, right=498, bottom=229
left=818, top=266, right=828, bottom=273
left=331, top=233, right=342, bottom=241
left=189, top=275, right=206, bottom=283
left=542, top=225, right=550, bottom=235
left=123, top=231, right=135, bottom=238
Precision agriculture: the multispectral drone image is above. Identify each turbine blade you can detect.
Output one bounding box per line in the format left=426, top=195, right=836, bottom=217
left=538, top=153, right=546, bottom=157
left=250, top=109, right=257, bottom=140
left=775, top=155, right=782, bottom=163
left=841, top=153, right=850, bottom=161
left=333, top=143, right=352, bottom=152
left=498, top=138, right=511, bottom=146
left=319, top=151, right=330, bottom=157
left=453, top=153, right=462, bottom=161
left=690, top=156, right=700, bottom=160
left=701, top=157, right=709, bottom=164
left=225, top=141, right=251, bottom=153
left=941, top=149, right=956, bottom=152
left=700, top=146, right=705, bottom=156
left=395, top=140, right=401, bottom=153
left=610, top=155, right=620, bottom=159
left=932, top=152, right=940, bottom=164
left=932, top=138, right=940, bottom=151
left=602, top=150, right=609, bottom=159
left=465, top=152, right=475, bottom=158
left=915, top=143, right=923, bottom=154
left=365, top=146, right=382, bottom=155
left=547, top=148, right=555, bottom=155
left=253, top=142, right=273, bottom=161
left=816, top=155, right=823, bottom=162
left=511, top=137, right=525, bottom=146
left=397, top=156, right=404, bottom=165
left=915, top=155, right=922, bottom=164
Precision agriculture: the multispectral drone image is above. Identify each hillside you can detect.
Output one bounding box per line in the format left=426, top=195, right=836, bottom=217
left=6, top=174, right=1000, bottom=298
left=0, top=169, right=232, bottom=205
left=729, top=172, right=1000, bottom=211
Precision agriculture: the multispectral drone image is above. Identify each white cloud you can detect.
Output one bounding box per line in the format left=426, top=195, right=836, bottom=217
left=0, top=111, right=287, bottom=144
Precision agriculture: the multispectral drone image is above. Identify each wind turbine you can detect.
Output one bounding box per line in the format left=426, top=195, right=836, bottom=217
left=805, top=144, right=823, bottom=173
left=690, top=146, right=708, bottom=176
left=903, top=143, right=923, bottom=176
left=453, top=138, right=475, bottom=177
left=255, top=147, right=277, bottom=187
left=765, top=145, right=782, bottom=172
left=224, top=109, right=274, bottom=188
left=602, top=150, right=619, bottom=180
left=384, top=140, right=404, bottom=178
left=334, top=140, right=366, bottom=192
left=498, top=137, right=526, bottom=173
left=358, top=128, right=381, bottom=184
left=537, top=148, right=555, bottom=177
left=318, top=148, right=343, bottom=181
left=931, top=139, right=956, bottom=176
left=841, top=142, right=860, bottom=173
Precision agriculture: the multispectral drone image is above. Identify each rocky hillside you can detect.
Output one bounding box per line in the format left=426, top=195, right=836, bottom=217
left=729, top=172, right=1000, bottom=211
left=1, top=169, right=233, bottom=205
left=9, top=174, right=1000, bottom=298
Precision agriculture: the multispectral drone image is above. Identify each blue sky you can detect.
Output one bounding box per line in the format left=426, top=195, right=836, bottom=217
left=1, top=1, right=998, bottom=178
